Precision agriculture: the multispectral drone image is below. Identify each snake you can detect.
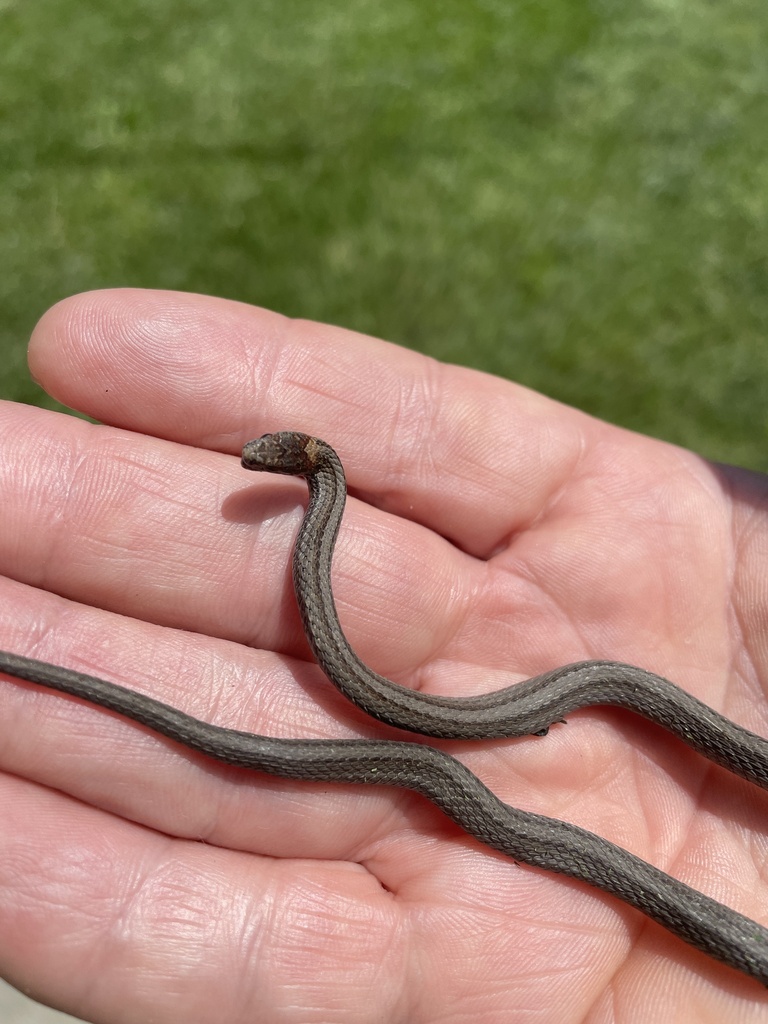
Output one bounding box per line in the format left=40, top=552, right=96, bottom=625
left=1, top=430, right=767, bottom=987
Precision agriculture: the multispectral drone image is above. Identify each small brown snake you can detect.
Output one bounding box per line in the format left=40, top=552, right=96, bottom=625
left=1, top=430, right=767, bottom=986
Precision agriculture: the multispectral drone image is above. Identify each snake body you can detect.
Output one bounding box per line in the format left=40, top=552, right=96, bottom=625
left=0, top=430, right=767, bottom=985
left=242, top=433, right=768, bottom=788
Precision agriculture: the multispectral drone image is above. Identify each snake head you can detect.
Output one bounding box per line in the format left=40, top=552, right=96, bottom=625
left=241, top=431, right=321, bottom=476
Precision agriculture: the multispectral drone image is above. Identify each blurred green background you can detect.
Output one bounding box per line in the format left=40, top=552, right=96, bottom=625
left=3, top=0, right=767, bottom=470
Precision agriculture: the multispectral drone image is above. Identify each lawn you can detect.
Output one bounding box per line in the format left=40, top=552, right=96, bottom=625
left=2, top=0, right=767, bottom=469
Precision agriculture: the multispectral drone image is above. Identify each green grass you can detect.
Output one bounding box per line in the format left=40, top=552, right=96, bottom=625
left=2, top=0, right=768, bottom=469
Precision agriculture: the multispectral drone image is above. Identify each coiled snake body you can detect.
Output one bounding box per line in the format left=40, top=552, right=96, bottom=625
left=1, top=430, right=768, bottom=986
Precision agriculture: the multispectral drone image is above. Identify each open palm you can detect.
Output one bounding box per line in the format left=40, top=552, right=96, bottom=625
left=1, top=289, right=766, bottom=1023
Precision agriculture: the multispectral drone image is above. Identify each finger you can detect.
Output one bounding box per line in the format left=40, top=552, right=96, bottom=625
left=0, top=573, right=432, bottom=858
left=0, top=564, right=581, bottom=854
left=29, top=288, right=604, bottom=555
left=0, top=397, right=292, bottom=650
left=0, top=771, right=409, bottom=1024
left=0, top=399, right=492, bottom=681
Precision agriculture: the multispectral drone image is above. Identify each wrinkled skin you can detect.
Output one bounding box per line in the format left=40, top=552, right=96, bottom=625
left=0, top=289, right=767, bottom=1024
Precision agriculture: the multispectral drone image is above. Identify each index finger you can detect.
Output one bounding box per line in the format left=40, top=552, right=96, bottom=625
left=30, top=288, right=591, bottom=554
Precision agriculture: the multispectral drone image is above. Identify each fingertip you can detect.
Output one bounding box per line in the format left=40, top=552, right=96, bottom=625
left=26, top=288, right=267, bottom=431
left=28, top=288, right=145, bottom=394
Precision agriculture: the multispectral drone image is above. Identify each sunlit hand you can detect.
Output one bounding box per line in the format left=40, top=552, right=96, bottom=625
left=0, top=289, right=766, bottom=1022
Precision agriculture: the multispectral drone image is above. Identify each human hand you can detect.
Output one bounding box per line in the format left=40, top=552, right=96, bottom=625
left=1, top=289, right=766, bottom=1022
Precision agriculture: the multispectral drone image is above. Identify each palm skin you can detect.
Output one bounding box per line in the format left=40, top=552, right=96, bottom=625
left=0, top=288, right=766, bottom=1023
